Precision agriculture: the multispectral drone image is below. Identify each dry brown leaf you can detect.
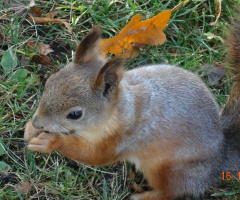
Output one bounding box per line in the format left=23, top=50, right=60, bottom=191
left=46, top=10, right=59, bottom=18
left=27, top=41, right=54, bottom=66
left=210, top=0, right=222, bottom=26
left=14, top=181, right=33, bottom=194
left=100, top=10, right=171, bottom=58
left=29, top=6, right=42, bottom=17
left=33, top=55, right=54, bottom=66
left=27, top=5, right=71, bottom=33
left=27, top=41, right=54, bottom=56
left=28, top=16, right=72, bottom=33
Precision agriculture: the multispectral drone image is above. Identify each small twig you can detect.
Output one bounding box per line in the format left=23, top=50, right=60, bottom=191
left=171, top=0, right=190, bottom=12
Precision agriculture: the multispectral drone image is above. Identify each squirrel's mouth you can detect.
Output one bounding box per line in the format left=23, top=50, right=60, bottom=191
left=42, top=123, right=70, bottom=135
left=44, top=130, right=72, bottom=135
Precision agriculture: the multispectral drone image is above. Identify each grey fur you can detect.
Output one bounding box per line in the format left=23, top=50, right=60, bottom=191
left=116, top=64, right=224, bottom=197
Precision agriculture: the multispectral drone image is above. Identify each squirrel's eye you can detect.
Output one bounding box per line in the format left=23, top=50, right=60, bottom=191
left=67, top=110, right=82, bottom=120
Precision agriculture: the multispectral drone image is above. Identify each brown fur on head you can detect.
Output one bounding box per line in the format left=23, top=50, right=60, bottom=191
left=31, top=26, right=124, bottom=136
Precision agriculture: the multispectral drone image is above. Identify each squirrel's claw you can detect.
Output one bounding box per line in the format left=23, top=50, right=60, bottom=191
left=28, top=132, right=59, bottom=153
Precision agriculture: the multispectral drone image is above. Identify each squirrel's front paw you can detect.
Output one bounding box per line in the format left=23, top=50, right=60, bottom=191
left=28, top=132, right=61, bottom=153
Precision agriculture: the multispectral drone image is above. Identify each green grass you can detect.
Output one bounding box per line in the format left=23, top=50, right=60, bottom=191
left=1, top=0, right=240, bottom=199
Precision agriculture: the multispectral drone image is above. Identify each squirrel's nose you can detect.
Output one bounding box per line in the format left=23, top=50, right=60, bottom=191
left=32, top=115, right=43, bottom=130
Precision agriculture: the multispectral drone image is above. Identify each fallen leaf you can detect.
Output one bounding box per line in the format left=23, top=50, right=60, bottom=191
left=27, top=41, right=54, bottom=56
left=33, top=55, right=54, bottom=66
left=27, top=41, right=54, bottom=66
left=27, top=16, right=72, bottom=33
left=210, top=0, right=222, bottom=26
left=9, top=69, right=29, bottom=82
left=100, top=10, right=171, bottom=58
left=29, top=6, right=42, bottom=17
left=14, top=181, right=33, bottom=194
left=0, top=161, right=8, bottom=171
left=1, top=48, right=18, bottom=73
left=46, top=10, right=58, bottom=18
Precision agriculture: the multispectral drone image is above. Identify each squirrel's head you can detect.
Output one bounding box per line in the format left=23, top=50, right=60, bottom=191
left=32, top=26, right=124, bottom=135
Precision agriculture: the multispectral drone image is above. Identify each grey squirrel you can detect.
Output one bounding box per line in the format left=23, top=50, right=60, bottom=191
left=23, top=13, right=240, bottom=200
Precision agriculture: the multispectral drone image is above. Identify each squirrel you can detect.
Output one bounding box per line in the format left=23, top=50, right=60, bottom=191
left=24, top=15, right=240, bottom=200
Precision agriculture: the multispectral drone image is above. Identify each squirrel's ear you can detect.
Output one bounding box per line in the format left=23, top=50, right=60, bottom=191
left=73, top=25, right=104, bottom=64
left=93, top=57, right=124, bottom=97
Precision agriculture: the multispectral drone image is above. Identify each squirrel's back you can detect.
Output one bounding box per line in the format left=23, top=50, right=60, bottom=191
left=116, top=64, right=224, bottom=198
left=122, top=64, right=221, bottom=143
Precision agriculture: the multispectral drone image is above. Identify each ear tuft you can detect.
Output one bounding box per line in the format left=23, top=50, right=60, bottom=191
left=92, top=57, right=124, bottom=95
left=74, top=25, right=103, bottom=64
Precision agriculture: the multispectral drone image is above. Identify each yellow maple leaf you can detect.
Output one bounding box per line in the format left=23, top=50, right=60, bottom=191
left=100, top=10, right=172, bottom=58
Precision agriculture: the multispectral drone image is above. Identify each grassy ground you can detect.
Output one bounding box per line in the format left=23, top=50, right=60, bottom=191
left=1, top=0, right=240, bottom=199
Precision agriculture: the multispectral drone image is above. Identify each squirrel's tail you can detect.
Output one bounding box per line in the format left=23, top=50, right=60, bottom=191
left=221, top=13, right=240, bottom=139
left=220, top=10, right=240, bottom=171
